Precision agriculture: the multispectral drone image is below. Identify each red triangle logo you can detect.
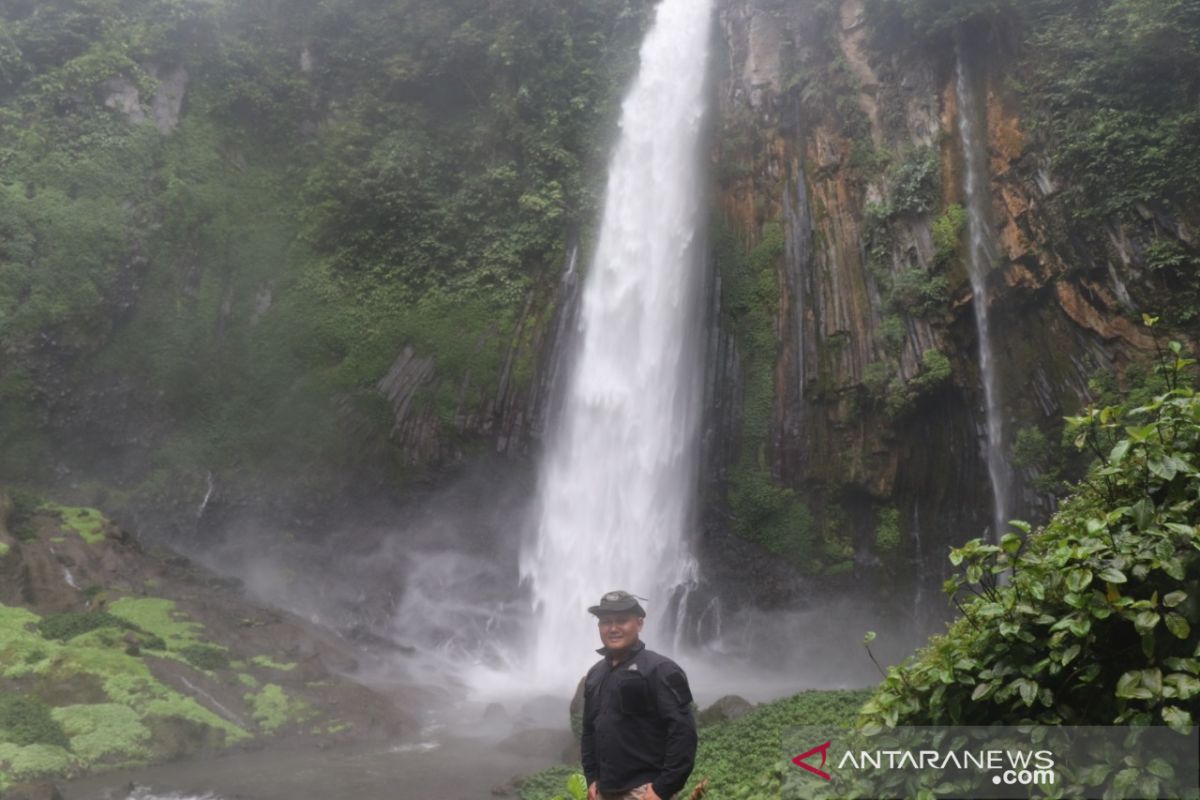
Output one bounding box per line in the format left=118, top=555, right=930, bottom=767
left=792, top=740, right=832, bottom=781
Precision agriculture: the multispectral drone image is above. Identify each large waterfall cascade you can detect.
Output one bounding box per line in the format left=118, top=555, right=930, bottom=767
left=954, top=45, right=1013, bottom=542
left=519, top=0, right=716, bottom=692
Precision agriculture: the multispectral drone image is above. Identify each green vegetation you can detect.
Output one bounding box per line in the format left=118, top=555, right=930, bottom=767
left=250, top=654, right=298, bottom=672
left=865, top=0, right=1014, bottom=44
left=0, top=695, right=70, bottom=750
left=178, top=643, right=231, bottom=672
left=0, top=742, right=75, bottom=788
left=874, top=506, right=902, bottom=554
left=887, top=147, right=941, bottom=216
left=1, top=595, right=260, bottom=786
left=46, top=505, right=106, bottom=544
left=866, top=0, right=1199, bottom=263
left=245, top=684, right=312, bottom=734
left=520, top=765, right=586, bottom=800
left=0, top=0, right=654, bottom=494
left=51, top=704, right=151, bottom=766
left=716, top=219, right=828, bottom=567
left=861, top=335, right=1199, bottom=741
left=37, top=612, right=135, bottom=642
left=106, top=597, right=205, bottom=650
left=931, top=203, right=966, bottom=268
left=5, top=489, right=42, bottom=541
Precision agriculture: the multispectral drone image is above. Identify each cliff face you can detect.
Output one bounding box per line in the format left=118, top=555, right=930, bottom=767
left=700, top=0, right=1195, bottom=602
left=5, top=0, right=1198, bottom=618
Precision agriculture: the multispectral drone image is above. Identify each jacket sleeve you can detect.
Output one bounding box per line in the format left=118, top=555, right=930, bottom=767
left=651, top=663, right=698, bottom=799
left=581, top=675, right=598, bottom=787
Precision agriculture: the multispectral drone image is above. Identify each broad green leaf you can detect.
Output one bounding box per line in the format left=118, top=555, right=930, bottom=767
left=1098, top=567, right=1127, bottom=583
left=1134, top=610, right=1160, bottom=634
left=1066, top=569, right=1092, bottom=592
left=1141, top=668, right=1163, bottom=695
left=1162, top=706, right=1193, bottom=734
left=1116, top=671, right=1152, bottom=699
left=1109, top=439, right=1131, bottom=464
left=1163, top=590, right=1187, bottom=607
left=1133, top=498, right=1154, bottom=529
left=1147, top=757, right=1175, bottom=779
left=1165, top=613, right=1190, bottom=640
left=1149, top=458, right=1177, bottom=480
left=1165, top=672, right=1200, bottom=701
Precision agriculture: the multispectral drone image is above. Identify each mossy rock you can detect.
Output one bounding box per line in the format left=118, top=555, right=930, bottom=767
left=0, top=694, right=69, bottom=749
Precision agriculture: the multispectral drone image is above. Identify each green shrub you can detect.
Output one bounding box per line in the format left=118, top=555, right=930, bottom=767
left=931, top=203, right=966, bottom=268
left=0, top=694, right=70, bottom=749
left=860, top=334, right=1199, bottom=732
left=37, top=612, right=133, bottom=642
left=682, top=690, right=871, bottom=798
left=179, top=644, right=231, bottom=672
left=875, top=507, right=902, bottom=554
left=6, top=489, right=42, bottom=541
left=890, top=268, right=950, bottom=318
left=888, top=147, right=940, bottom=216
left=519, top=765, right=583, bottom=800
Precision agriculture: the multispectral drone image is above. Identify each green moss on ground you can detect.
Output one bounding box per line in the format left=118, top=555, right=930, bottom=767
left=37, top=611, right=134, bottom=642
left=106, top=598, right=205, bottom=650
left=0, top=742, right=76, bottom=784
left=250, top=654, right=297, bottom=671
left=0, top=695, right=70, bottom=749
left=245, top=684, right=312, bottom=734
left=0, top=542, right=8, bottom=558
left=44, top=504, right=107, bottom=544
left=178, top=643, right=231, bottom=672
left=1, top=599, right=252, bottom=775
left=51, top=704, right=151, bottom=766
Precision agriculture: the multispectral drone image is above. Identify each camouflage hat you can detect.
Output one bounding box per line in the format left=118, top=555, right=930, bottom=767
left=588, top=590, right=647, bottom=617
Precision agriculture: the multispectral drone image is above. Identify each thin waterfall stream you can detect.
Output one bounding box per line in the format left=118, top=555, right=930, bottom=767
left=519, top=0, right=715, bottom=691
left=955, top=44, right=1012, bottom=542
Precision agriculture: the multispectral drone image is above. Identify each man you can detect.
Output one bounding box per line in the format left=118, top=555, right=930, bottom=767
left=581, top=590, right=698, bottom=800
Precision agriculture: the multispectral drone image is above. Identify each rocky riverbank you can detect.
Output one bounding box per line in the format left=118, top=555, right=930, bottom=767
left=0, top=490, right=414, bottom=796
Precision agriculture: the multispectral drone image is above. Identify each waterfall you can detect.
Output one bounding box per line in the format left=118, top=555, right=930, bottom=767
left=196, top=471, right=214, bottom=520
left=954, top=44, right=1012, bottom=542
left=520, top=0, right=714, bottom=690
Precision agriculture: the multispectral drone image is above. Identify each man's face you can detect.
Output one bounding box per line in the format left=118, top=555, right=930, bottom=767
left=596, top=613, right=644, bottom=652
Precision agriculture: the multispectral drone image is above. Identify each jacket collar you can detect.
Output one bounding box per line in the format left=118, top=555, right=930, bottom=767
left=596, top=638, right=646, bottom=665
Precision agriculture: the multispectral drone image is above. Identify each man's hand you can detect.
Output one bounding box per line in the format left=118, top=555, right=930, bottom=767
left=638, top=784, right=663, bottom=800
left=587, top=781, right=598, bottom=800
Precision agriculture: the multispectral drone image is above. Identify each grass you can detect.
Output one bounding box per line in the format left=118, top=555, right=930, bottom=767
left=44, top=504, right=107, bottom=544
left=250, top=654, right=297, bottom=671
left=0, top=742, right=75, bottom=786
left=1, top=599, right=252, bottom=776
left=51, top=704, right=151, bottom=765
left=106, top=598, right=205, bottom=650
left=245, top=684, right=312, bottom=734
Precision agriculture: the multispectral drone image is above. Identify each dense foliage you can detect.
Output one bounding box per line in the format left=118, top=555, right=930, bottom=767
left=861, top=332, right=1199, bottom=736
left=0, top=0, right=650, bottom=494
left=866, top=0, right=1200, bottom=228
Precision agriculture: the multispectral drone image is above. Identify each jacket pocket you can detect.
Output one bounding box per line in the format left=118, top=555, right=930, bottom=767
left=617, top=672, right=652, bottom=715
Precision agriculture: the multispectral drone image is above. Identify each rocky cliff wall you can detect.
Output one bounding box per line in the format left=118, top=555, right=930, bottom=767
left=699, top=0, right=1192, bottom=607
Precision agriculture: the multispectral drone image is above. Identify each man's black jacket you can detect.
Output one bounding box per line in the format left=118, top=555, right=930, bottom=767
left=580, top=640, right=697, bottom=798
